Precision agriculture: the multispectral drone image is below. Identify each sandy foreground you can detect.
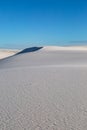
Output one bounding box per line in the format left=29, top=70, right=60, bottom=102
left=0, top=46, right=87, bottom=130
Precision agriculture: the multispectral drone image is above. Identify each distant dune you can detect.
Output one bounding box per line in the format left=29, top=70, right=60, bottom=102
left=43, top=46, right=87, bottom=51
left=0, top=49, right=20, bottom=59
left=0, top=46, right=87, bottom=130
left=0, top=46, right=87, bottom=60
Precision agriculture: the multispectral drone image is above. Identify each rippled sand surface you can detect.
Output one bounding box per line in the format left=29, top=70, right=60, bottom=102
left=0, top=46, right=87, bottom=130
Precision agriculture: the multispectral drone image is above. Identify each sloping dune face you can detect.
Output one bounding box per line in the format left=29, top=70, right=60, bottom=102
left=0, top=49, right=19, bottom=59
left=0, top=47, right=87, bottom=130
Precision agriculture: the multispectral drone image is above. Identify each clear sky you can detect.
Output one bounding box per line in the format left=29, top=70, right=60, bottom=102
left=0, top=0, right=87, bottom=49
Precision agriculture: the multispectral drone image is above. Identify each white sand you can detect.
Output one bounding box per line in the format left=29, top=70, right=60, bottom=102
left=0, top=46, right=87, bottom=130
left=0, top=49, right=19, bottom=59
left=0, top=46, right=87, bottom=60
left=43, top=46, right=87, bottom=51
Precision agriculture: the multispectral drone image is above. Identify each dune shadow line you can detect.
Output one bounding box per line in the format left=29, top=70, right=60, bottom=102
left=16, top=47, right=43, bottom=55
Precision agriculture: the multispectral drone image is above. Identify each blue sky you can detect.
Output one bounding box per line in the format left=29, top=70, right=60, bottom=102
left=0, top=0, right=87, bottom=48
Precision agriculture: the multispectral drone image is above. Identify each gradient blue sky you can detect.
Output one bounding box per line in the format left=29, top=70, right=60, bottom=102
left=0, top=0, right=87, bottom=48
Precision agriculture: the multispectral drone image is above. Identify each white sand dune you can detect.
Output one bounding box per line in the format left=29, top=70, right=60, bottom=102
left=0, top=49, right=19, bottom=59
left=0, top=46, right=87, bottom=130
left=43, top=46, right=87, bottom=51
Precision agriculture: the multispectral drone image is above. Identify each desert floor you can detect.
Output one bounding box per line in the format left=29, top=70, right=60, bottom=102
left=0, top=46, right=87, bottom=130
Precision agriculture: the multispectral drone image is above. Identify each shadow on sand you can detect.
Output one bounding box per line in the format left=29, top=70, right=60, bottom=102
left=16, top=47, right=43, bottom=55
left=0, top=47, right=43, bottom=62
